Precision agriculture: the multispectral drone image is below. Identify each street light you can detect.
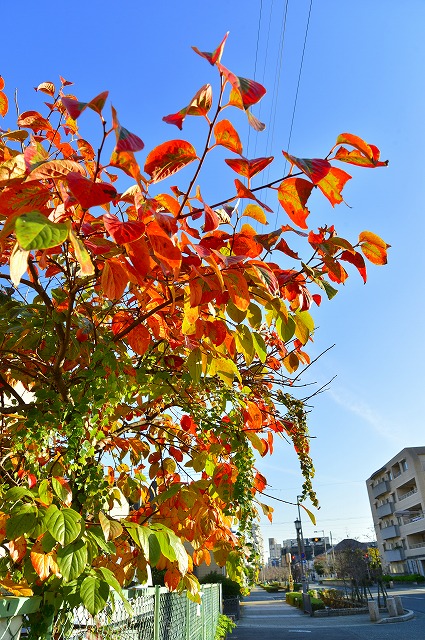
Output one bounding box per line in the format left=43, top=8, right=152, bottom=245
left=294, top=518, right=308, bottom=593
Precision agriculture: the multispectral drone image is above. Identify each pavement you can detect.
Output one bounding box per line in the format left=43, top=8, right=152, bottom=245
left=231, top=586, right=421, bottom=640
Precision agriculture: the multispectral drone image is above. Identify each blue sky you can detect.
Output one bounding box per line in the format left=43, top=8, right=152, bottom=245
left=2, top=1, right=424, bottom=550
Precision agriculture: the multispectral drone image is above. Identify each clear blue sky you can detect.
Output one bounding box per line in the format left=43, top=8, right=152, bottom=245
left=2, top=1, right=424, bottom=549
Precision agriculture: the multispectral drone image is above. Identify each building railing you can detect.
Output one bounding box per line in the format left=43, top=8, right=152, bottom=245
left=409, top=542, right=425, bottom=550
left=398, top=488, right=418, bottom=501
left=48, top=583, right=221, bottom=640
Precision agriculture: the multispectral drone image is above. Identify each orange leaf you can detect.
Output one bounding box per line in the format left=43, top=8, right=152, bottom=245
left=340, top=250, right=367, bottom=283
left=35, top=81, right=55, bottom=96
left=244, top=400, right=263, bottom=430
left=213, top=120, right=243, bottom=154
left=146, top=219, right=181, bottom=272
left=111, top=105, right=144, bottom=152
left=225, top=156, right=273, bottom=179
left=67, top=172, right=117, bottom=209
left=144, top=140, right=197, bottom=183
left=316, top=166, right=351, bottom=206
left=126, top=324, right=151, bottom=356
left=30, top=540, right=52, bottom=581
left=101, top=258, right=129, bottom=300
left=8, top=536, right=27, bottom=563
left=334, top=146, right=388, bottom=168
left=125, top=237, right=153, bottom=277
left=335, top=133, right=374, bottom=160
left=242, top=204, right=267, bottom=225
left=77, top=139, right=95, bottom=161
left=0, top=91, right=8, bottom=118
left=29, top=160, right=85, bottom=181
left=277, top=178, right=314, bottom=229
left=110, top=148, right=142, bottom=182
left=17, top=110, right=52, bottom=132
left=223, top=270, right=250, bottom=311
left=0, top=579, right=33, bottom=597
left=154, top=193, right=181, bottom=217
left=359, top=231, right=390, bottom=265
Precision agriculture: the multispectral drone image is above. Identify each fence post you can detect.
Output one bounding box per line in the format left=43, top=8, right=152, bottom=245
left=154, top=585, right=161, bottom=640
left=186, top=591, right=191, bottom=640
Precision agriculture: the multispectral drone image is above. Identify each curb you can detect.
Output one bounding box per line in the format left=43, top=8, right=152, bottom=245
left=377, top=609, right=415, bottom=624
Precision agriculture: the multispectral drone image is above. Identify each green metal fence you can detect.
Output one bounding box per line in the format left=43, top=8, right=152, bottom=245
left=49, top=583, right=221, bottom=640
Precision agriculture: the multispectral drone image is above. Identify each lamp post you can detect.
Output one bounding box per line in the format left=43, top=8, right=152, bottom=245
left=294, top=518, right=308, bottom=593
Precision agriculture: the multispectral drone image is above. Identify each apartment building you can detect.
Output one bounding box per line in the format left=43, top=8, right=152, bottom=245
left=366, top=447, right=425, bottom=575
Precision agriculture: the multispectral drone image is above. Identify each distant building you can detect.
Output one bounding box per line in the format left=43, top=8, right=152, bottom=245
left=366, top=446, right=425, bottom=576
left=268, top=537, right=282, bottom=566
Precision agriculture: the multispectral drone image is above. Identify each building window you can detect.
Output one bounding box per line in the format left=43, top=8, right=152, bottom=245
left=401, top=459, right=408, bottom=472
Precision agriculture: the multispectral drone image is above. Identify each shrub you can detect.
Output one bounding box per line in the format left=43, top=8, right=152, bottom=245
left=199, top=572, right=242, bottom=598
left=215, top=614, right=236, bottom=640
left=382, top=574, right=425, bottom=583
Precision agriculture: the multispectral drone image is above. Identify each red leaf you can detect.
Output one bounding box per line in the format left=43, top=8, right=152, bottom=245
left=283, top=151, right=331, bottom=184
left=218, top=64, right=266, bottom=109
left=192, top=32, right=229, bottom=65
left=17, top=111, right=53, bottom=132
left=144, top=140, right=197, bottom=183
left=103, top=213, right=145, bottom=244
left=111, top=105, right=144, bottom=152
left=340, top=250, right=367, bottom=283
left=163, top=84, right=213, bottom=130
left=203, top=204, right=220, bottom=233
left=146, top=219, right=181, bottom=272
left=66, top=172, right=117, bottom=209
left=234, top=179, right=273, bottom=213
left=29, top=160, right=85, bottom=181
left=334, top=146, right=389, bottom=168
left=101, top=258, right=129, bottom=300
left=225, top=156, right=273, bottom=179
left=0, top=181, right=51, bottom=215
left=213, top=120, right=243, bottom=154
left=61, top=96, right=87, bottom=120
left=277, top=178, right=314, bottom=229
left=275, top=237, right=299, bottom=259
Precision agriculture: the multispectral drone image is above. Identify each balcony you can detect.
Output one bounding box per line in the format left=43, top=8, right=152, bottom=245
left=377, top=502, right=394, bottom=518
left=384, top=548, right=405, bottom=562
left=381, top=525, right=400, bottom=540
left=409, top=541, right=425, bottom=550
left=398, top=488, right=418, bottom=501
left=372, top=480, right=390, bottom=499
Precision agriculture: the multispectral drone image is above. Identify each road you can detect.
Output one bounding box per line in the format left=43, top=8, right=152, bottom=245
left=232, top=585, right=425, bottom=640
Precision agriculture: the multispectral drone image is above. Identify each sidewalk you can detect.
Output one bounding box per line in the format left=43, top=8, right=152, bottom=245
left=231, top=586, right=414, bottom=640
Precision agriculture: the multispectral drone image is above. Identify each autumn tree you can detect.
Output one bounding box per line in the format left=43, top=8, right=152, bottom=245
left=0, top=34, right=389, bottom=637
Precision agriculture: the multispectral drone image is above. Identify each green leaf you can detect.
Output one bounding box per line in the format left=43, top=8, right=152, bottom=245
left=150, top=524, right=188, bottom=574
left=252, top=332, right=267, bottom=363
left=80, top=575, right=110, bottom=616
left=6, top=504, right=38, bottom=538
left=209, top=357, right=241, bottom=386
left=276, top=314, right=295, bottom=343
left=226, top=301, right=247, bottom=324
left=44, top=505, right=82, bottom=546
left=186, top=347, right=202, bottom=384
left=148, top=532, right=161, bottom=566
left=125, top=523, right=150, bottom=559
left=15, top=211, right=68, bottom=250
left=56, top=540, right=88, bottom=581
left=235, top=325, right=254, bottom=365
left=247, top=303, right=262, bottom=329
left=85, top=527, right=116, bottom=555
left=5, top=487, right=34, bottom=502
left=99, top=567, right=133, bottom=616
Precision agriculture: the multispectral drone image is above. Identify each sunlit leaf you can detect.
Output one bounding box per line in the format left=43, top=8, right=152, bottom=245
left=35, top=81, right=55, bottom=96
left=10, top=243, right=29, bottom=287
left=103, top=213, right=145, bottom=244
left=234, top=179, right=273, bottom=212
left=218, top=64, right=266, bottom=109
left=101, top=258, right=129, bottom=300
left=146, top=219, right=181, bottom=272
left=56, top=540, right=87, bottom=581
left=223, top=270, right=250, bottom=311
left=225, top=156, right=273, bottom=179
left=213, top=120, right=243, bottom=154
left=144, top=140, right=197, bottom=183
left=66, top=172, right=117, bottom=209
left=163, top=84, right=213, bottom=130
left=192, top=32, right=229, bottom=65
left=359, top=231, right=390, bottom=265
left=316, top=166, right=351, bottom=206
left=277, top=178, right=314, bottom=229
left=67, top=225, right=95, bottom=276
left=15, top=211, right=68, bottom=250
left=111, top=105, right=144, bottom=152
left=17, top=110, right=52, bottom=132
left=300, top=503, right=316, bottom=525
left=110, top=148, right=142, bottom=182
left=44, top=506, right=82, bottom=546
left=81, top=575, right=110, bottom=615
left=29, top=159, right=85, bottom=181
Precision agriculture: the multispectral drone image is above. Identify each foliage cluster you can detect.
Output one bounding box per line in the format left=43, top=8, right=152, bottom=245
left=214, top=613, right=236, bottom=640
left=382, top=574, right=425, bottom=584
left=0, top=33, right=388, bottom=636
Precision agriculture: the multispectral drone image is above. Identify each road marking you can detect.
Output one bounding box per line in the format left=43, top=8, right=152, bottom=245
left=288, top=631, right=312, bottom=634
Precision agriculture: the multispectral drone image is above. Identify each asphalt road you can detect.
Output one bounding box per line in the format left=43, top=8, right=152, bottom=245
left=232, top=586, right=425, bottom=640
